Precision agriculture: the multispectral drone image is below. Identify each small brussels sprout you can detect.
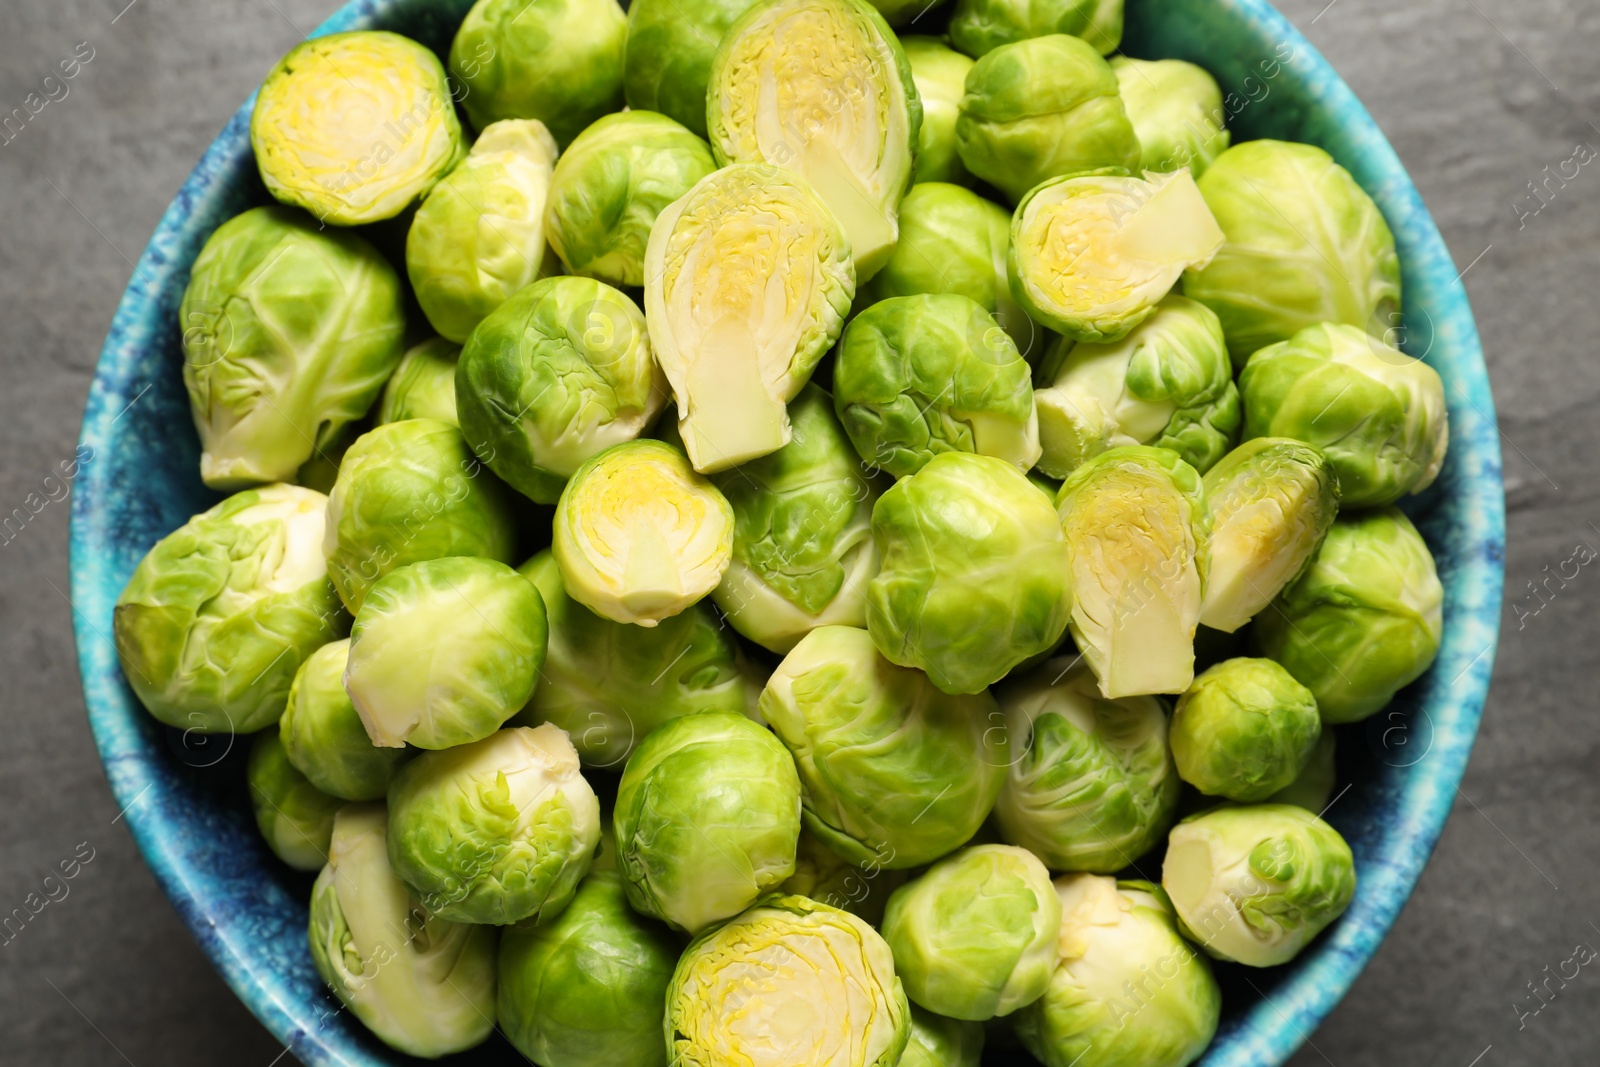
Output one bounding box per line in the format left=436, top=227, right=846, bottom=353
left=869, top=452, right=1070, bottom=693
left=308, top=804, right=497, bottom=1058
left=1010, top=169, right=1224, bottom=343
left=761, top=626, right=1007, bottom=869
left=666, top=895, right=910, bottom=1067
left=247, top=732, right=341, bottom=871
left=1032, top=294, right=1238, bottom=478
left=1056, top=446, right=1208, bottom=698
left=456, top=276, right=667, bottom=503
left=498, top=871, right=681, bottom=1067
left=323, top=419, right=518, bottom=613
left=902, top=1005, right=984, bottom=1067
left=781, top=830, right=908, bottom=925
left=180, top=206, right=406, bottom=489
left=1171, top=658, right=1322, bottom=803
left=546, top=111, right=717, bottom=287
left=449, top=0, right=627, bottom=148
left=280, top=639, right=408, bottom=801
left=902, top=38, right=975, bottom=185
left=406, top=119, right=560, bottom=344
left=1183, top=140, right=1402, bottom=365
left=378, top=339, right=459, bottom=426
left=992, top=658, right=1179, bottom=872
left=644, top=164, right=855, bottom=472
left=1163, top=803, right=1356, bottom=967
left=1254, top=509, right=1443, bottom=723
left=1013, top=874, right=1220, bottom=1067
left=114, top=484, right=345, bottom=734
left=948, top=0, right=1122, bottom=58
left=623, top=0, right=761, bottom=137
left=345, top=557, right=548, bottom=749
left=955, top=35, right=1138, bottom=204
left=707, top=0, right=921, bottom=277
left=1199, top=437, right=1340, bottom=633
left=251, top=32, right=466, bottom=226
left=1111, top=57, right=1229, bottom=177
left=1240, top=322, right=1448, bottom=508
left=1268, top=731, right=1337, bottom=812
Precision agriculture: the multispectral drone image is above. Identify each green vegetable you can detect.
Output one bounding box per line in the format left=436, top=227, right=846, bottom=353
left=624, top=0, right=761, bottom=136
left=903, top=38, right=975, bottom=185
left=280, top=638, right=408, bottom=801
left=1111, top=57, right=1229, bottom=177
left=948, top=0, right=1123, bottom=58
left=247, top=731, right=341, bottom=871
left=1267, top=731, right=1337, bottom=812
left=1170, top=658, right=1322, bottom=802
left=780, top=830, right=908, bottom=925
left=902, top=1006, right=984, bottom=1067
left=377, top=339, right=459, bottom=426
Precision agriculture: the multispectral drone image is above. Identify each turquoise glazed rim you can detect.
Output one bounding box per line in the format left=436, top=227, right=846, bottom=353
left=69, top=0, right=1506, bottom=1063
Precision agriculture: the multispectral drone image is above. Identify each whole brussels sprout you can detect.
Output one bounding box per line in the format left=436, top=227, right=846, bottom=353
left=869, top=452, right=1070, bottom=693
left=666, top=894, right=910, bottom=1067
left=761, top=626, right=1007, bottom=869
left=247, top=731, right=341, bottom=871
left=644, top=164, right=855, bottom=472
left=406, top=119, right=560, bottom=344
left=780, top=830, right=908, bottom=925
left=948, top=0, right=1122, bottom=58
left=614, top=712, right=802, bottom=932
left=345, top=557, right=548, bottom=749
left=1240, top=322, right=1448, bottom=508
left=955, top=35, right=1138, bottom=204
left=114, top=483, right=345, bottom=734
left=457, top=276, right=668, bottom=503
left=323, top=419, right=518, bottom=613
left=707, top=0, right=921, bottom=277
left=180, top=206, right=406, bottom=489
left=902, top=1005, right=984, bottom=1067
left=1032, top=294, right=1238, bottom=478
left=902, top=38, right=975, bottom=185
left=1170, top=658, right=1322, bottom=802
left=378, top=338, right=459, bottom=426
left=1056, top=446, right=1208, bottom=698
left=992, top=658, right=1179, bottom=872
left=1111, top=57, right=1229, bottom=177
left=308, top=804, right=497, bottom=1058
left=1013, top=875, right=1220, bottom=1067
left=280, top=639, right=408, bottom=801
left=545, top=111, right=717, bottom=287
left=1254, top=509, right=1443, bottom=723
left=498, top=871, right=681, bottom=1067
left=1010, top=169, right=1224, bottom=343
left=1163, top=804, right=1356, bottom=967
left=449, top=0, right=627, bottom=147
left=1268, top=731, right=1338, bottom=812
left=251, top=32, right=466, bottom=226
left=1183, top=140, right=1402, bottom=365
left=623, top=0, right=761, bottom=137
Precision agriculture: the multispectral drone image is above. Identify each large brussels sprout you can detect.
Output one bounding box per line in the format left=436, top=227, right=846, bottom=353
left=1013, top=875, right=1220, bottom=1067
left=1254, top=509, right=1443, bottom=723
left=251, top=32, right=466, bottom=226
left=869, top=453, right=1069, bottom=692
left=761, top=626, right=1007, bottom=869
left=1268, top=730, right=1337, bottom=812
left=955, top=35, right=1138, bottom=204
left=780, top=830, right=908, bottom=925
left=345, top=557, right=548, bottom=749
left=1163, top=804, right=1356, bottom=967
left=614, top=712, right=802, bottom=932
left=280, top=639, right=408, bottom=801
left=623, top=0, right=761, bottom=137
left=308, top=804, right=497, bottom=1058
left=1240, top=322, right=1448, bottom=508
left=1010, top=169, right=1224, bottom=343
left=903, top=38, right=975, bottom=185
left=498, top=871, right=681, bottom=1067
left=180, top=206, right=406, bottom=489
left=707, top=0, right=921, bottom=277
left=1111, top=57, right=1229, bottom=177
left=1032, top=294, right=1238, bottom=479
left=1200, top=437, right=1339, bottom=633
left=114, top=484, right=345, bottom=734
left=644, top=164, right=855, bottom=472
left=948, top=0, right=1122, bottom=58
left=1171, top=658, right=1322, bottom=802
left=902, top=1006, right=984, bottom=1067
left=449, top=0, right=627, bottom=147
left=992, top=658, right=1179, bottom=872
left=666, top=894, right=910, bottom=1067
left=1183, top=140, right=1402, bottom=364
left=1056, top=446, right=1208, bottom=697
left=545, top=111, right=717, bottom=287
left=378, top=338, right=459, bottom=426
left=247, top=732, right=341, bottom=871
left=457, top=277, right=668, bottom=503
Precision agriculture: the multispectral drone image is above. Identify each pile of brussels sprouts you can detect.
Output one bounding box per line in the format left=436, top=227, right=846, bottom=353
left=112, top=0, right=1451, bottom=1061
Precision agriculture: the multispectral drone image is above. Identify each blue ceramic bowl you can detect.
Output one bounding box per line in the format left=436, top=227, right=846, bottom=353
left=70, top=0, right=1506, bottom=1063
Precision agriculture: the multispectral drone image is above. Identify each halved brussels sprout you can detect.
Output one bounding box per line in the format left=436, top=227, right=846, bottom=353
left=707, top=0, right=921, bottom=277
left=309, top=804, right=497, bottom=1058
left=902, top=1006, right=984, bottom=1067
left=1268, top=731, right=1337, bottom=812
left=114, top=483, right=345, bottom=734
left=644, top=164, right=855, bottom=472
left=247, top=731, right=341, bottom=871
left=623, top=0, right=761, bottom=137
left=1183, top=140, right=1402, bottom=365
left=666, top=894, right=910, bottom=1067
left=180, top=206, right=406, bottom=489
left=1056, top=446, right=1208, bottom=697
left=781, top=830, right=908, bottom=925
left=761, top=626, right=1007, bottom=869
left=1111, top=57, right=1229, bottom=177
left=251, top=32, right=466, bottom=225
left=378, top=339, right=459, bottom=426
left=1171, top=658, right=1322, bottom=803
left=948, top=0, right=1122, bottom=58
left=1254, top=508, right=1443, bottom=723
left=1199, top=437, right=1340, bottom=633
left=903, top=38, right=975, bottom=185
left=1240, top=322, right=1448, bottom=508
left=614, top=712, right=802, bottom=933
left=1163, top=804, right=1356, bottom=967
left=280, top=638, right=408, bottom=801
left=1010, top=169, right=1224, bottom=343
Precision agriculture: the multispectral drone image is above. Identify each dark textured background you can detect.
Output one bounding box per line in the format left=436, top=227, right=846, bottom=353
left=2, top=0, right=1596, bottom=1063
